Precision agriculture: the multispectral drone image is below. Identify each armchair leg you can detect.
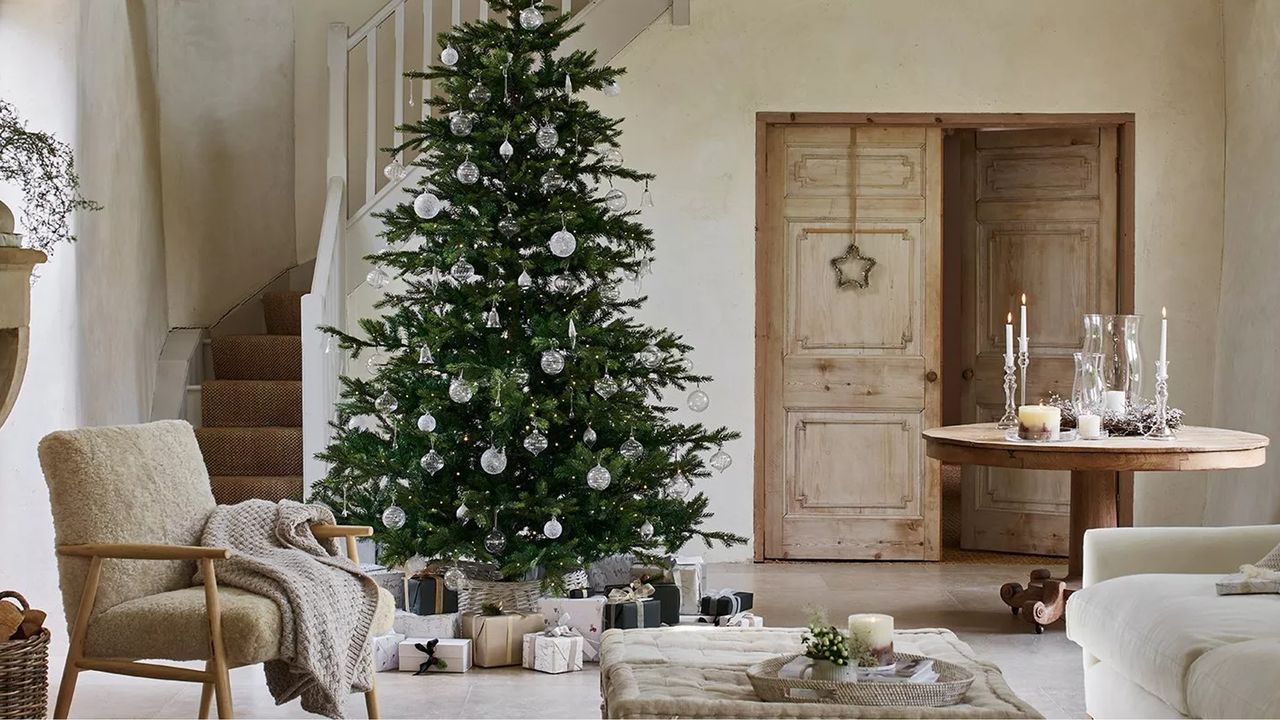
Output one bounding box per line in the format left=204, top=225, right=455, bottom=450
left=364, top=676, right=380, bottom=719
left=198, top=661, right=214, bottom=719
left=201, top=558, right=234, bottom=719
left=54, top=556, right=103, bottom=719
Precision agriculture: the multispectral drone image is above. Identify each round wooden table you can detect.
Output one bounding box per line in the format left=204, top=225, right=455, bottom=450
left=923, top=424, right=1269, bottom=632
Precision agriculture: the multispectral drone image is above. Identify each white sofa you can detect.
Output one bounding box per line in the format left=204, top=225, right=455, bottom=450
left=1065, top=525, right=1280, bottom=719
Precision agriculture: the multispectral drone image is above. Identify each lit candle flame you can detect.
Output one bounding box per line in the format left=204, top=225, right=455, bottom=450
left=1007, top=312, right=1012, bottom=323
left=1162, top=306, right=1167, bottom=319
left=1021, top=293, right=1027, bottom=305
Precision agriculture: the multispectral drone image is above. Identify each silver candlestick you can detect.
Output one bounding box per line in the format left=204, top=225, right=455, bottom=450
left=1146, top=360, right=1175, bottom=440
left=997, top=362, right=1018, bottom=429
left=1017, top=348, right=1030, bottom=407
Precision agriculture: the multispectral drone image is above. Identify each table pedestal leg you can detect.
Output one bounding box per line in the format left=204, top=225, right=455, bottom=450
left=999, top=470, right=1118, bottom=633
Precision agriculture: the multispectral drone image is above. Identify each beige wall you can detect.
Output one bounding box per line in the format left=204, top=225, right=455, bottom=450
left=1210, top=0, right=1280, bottom=525
left=602, top=0, right=1226, bottom=558
left=0, top=0, right=169, bottom=632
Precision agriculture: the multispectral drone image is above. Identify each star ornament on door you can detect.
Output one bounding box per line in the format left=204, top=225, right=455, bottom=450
left=830, top=242, right=877, bottom=290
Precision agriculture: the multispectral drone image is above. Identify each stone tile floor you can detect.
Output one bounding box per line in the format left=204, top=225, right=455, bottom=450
left=53, top=560, right=1080, bottom=718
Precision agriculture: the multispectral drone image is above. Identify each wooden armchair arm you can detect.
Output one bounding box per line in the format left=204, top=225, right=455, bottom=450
left=311, top=524, right=374, bottom=539
left=58, top=543, right=231, bottom=560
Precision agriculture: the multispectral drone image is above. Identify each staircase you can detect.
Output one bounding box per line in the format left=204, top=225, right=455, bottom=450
left=197, top=291, right=305, bottom=503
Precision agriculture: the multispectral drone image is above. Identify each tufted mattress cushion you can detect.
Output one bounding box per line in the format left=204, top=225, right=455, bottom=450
left=599, top=627, right=1041, bottom=719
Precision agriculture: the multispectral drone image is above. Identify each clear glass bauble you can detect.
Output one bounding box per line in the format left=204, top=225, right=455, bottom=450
left=416, top=412, right=436, bottom=433
left=512, top=368, right=530, bottom=386
left=666, top=472, right=691, bottom=499
left=604, top=188, right=628, bottom=212
left=419, top=346, right=434, bottom=365
left=468, top=83, right=491, bottom=104
left=449, top=376, right=475, bottom=403
left=455, top=159, right=480, bottom=184
left=586, top=463, right=612, bottom=490
left=687, top=389, right=710, bottom=412
left=366, top=352, right=387, bottom=372
left=582, top=426, right=597, bottom=447
left=450, top=112, right=474, bottom=137
left=517, top=269, right=533, bottom=289
left=518, top=4, right=543, bottom=29
left=449, top=259, right=475, bottom=282
left=709, top=448, right=733, bottom=472
left=498, top=215, right=519, bottom=238
left=374, top=391, right=399, bottom=414
left=420, top=449, right=444, bottom=475
left=381, top=505, right=407, bottom=530
left=480, top=446, right=507, bottom=474
left=552, top=275, right=576, bottom=294
left=595, top=374, right=618, bottom=399
left=484, top=529, right=507, bottom=554
left=440, top=45, right=459, bottom=67
left=604, top=80, right=621, bottom=97
left=620, top=435, right=644, bottom=460
left=639, top=520, right=654, bottom=540
left=638, top=344, right=661, bottom=369
left=456, top=503, right=468, bottom=520
left=536, top=124, right=559, bottom=150
left=443, top=566, right=465, bottom=590
left=366, top=268, right=389, bottom=289
left=602, top=147, right=624, bottom=167
left=523, top=430, right=548, bottom=456
left=383, top=159, right=407, bottom=181
left=548, top=228, right=577, bottom=257
left=543, top=516, right=563, bottom=539
left=499, top=138, right=514, bottom=161
left=540, top=169, right=564, bottom=194
left=540, top=349, right=565, bottom=375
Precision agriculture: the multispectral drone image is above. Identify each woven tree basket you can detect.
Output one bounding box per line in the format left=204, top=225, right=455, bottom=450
left=0, top=591, right=50, bottom=719
left=457, top=569, right=589, bottom=615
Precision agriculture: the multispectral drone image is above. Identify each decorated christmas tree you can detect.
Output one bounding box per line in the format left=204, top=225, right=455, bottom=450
left=311, top=0, right=742, bottom=584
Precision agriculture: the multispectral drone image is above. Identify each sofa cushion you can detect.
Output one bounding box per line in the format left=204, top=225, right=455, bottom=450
left=1066, top=573, right=1280, bottom=714
left=85, top=584, right=395, bottom=667
left=1187, top=638, right=1280, bottom=719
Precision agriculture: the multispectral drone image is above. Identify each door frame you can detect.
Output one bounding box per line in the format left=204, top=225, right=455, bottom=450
left=753, top=112, right=1137, bottom=561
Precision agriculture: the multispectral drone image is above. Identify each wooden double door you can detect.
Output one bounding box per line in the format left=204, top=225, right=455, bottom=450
left=758, top=121, right=1121, bottom=560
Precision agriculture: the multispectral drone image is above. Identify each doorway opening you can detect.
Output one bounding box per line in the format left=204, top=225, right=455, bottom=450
left=753, top=113, right=1135, bottom=562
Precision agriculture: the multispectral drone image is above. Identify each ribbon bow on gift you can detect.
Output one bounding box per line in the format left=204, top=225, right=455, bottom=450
left=607, top=580, right=655, bottom=627
left=709, top=588, right=743, bottom=615
left=720, top=611, right=757, bottom=628
left=412, top=638, right=448, bottom=675
left=544, top=612, right=581, bottom=638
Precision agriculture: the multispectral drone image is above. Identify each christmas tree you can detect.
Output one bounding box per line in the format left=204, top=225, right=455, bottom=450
left=312, top=0, right=742, bottom=583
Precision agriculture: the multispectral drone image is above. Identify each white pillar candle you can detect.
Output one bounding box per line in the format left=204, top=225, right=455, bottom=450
left=1004, top=313, right=1014, bottom=366
left=1160, top=306, right=1168, bottom=366
left=1077, top=413, right=1102, bottom=439
left=848, top=613, right=894, bottom=666
left=1104, top=390, right=1127, bottom=414
left=1018, top=294, right=1028, bottom=353
left=1018, top=404, right=1061, bottom=441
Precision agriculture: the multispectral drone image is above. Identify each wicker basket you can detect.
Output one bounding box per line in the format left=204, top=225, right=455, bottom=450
left=0, top=591, right=50, bottom=719
left=457, top=578, right=543, bottom=614
left=747, top=652, right=974, bottom=707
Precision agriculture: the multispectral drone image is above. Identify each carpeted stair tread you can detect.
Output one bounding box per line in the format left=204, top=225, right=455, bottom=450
left=210, top=475, right=303, bottom=504
left=210, top=335, right=301, bottom=380
left=202, top=380, right=302, bottom=427
left=196, top=426, right=303, bottom=476
left=262, top=291, right=304, bottom=335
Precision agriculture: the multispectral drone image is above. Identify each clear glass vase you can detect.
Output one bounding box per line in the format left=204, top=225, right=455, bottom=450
left=1072, top=352, right=1106, bottom=415
left=1102, top=314, right=1144, bottom=405
left=1081, top=314, right=1105, bottom=356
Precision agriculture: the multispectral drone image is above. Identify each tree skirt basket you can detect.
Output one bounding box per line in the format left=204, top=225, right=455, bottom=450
left=458, top=578, right=543, bottom=614
left=747, top=653, right=975, bottom=707
left=0, top=592, right=50, bottom=719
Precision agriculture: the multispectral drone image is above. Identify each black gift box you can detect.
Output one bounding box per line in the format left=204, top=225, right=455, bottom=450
left=650, top=584, right=681, bottom=625
left=603, top=597, right=662, bottom=630
left=407, top=575, right=458, bottom=615
left=700, top=591, right=753, bottom=617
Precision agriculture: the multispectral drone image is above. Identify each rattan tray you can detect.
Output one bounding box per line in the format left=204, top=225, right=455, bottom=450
left=746, top=653, right=975, bottom=707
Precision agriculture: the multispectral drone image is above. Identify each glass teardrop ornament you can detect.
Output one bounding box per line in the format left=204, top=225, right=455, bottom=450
left=456, top=503, right=469, bottom=520
left=582, top=426, right=597, bottom=447
left=449, top=259, right=475, bottom=281
left=595, top=374, right=618, bottom=399
left=666, top=472, right=691, bottom=499
left=420, top=449, right=444, bottom=474
left=498, top=215, right=519, bottom=238
left=523, top=430, right=548, bottom=456
left=499, top=137, right=514, bottom=161
left=517, top=269, right=533, bottom=289
left=374, top=391, right=398, bottom=414
left=485, top=307, right=500, bottom=328
left=709, top=447, right=733, bottom=472
left=639, top=520, right=654, bottom=540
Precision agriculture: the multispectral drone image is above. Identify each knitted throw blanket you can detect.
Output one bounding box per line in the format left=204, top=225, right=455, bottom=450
left=198, top=500, right=378, bottom=718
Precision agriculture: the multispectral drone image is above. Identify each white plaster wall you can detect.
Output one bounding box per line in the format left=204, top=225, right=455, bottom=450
left=601, top=0, right=1226, bottom=558
left=0, top=0, right=168, bottom=634
left=1209, top=0, right=1280, bottom=525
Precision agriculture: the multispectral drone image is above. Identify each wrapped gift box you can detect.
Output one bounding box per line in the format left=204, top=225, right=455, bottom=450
left=398, top=637, right=471, bottom=673
left=714, top=611, right=765, bottom=627
left=700, top=590, right=753, bottom=618
left=372, top=631, right=405, bottom=671
left=650, top=584, right=681, bottom=626
left=671, top=556, right=705, bottom=614
left=538, top=596, right=607, bottom=662
left=461, top=612, right=545, bottom=667
left=603, top=597, right=661, bottom=630
left=522, top=632, right=584, bottom=674
left=407, top=574, right=458, bottom=615
left=392, top=610, right=458, bottom=638
left=679, top=613, right=714, bottom=625
left=363, top=565, right=407, bottom=611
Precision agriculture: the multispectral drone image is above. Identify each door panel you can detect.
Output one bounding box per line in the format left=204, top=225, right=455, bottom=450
left=762, top=125, right=941, bottom=560
left=956, top=127, right=1118, bottom=555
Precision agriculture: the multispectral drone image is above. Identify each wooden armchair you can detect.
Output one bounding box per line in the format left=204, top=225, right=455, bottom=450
left=38, top=421, right=392, bottom=719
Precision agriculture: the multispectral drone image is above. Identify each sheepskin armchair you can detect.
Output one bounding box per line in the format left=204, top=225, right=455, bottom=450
left=38, top=420, right=392, bottom=719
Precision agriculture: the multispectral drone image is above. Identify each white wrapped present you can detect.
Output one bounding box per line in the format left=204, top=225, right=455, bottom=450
left=671, top=556, right=705, bottom=615
left=398, top=637, right=472, bottom=673
left=522, top=631, right=584, bottom=674
left=714, top=611, right=764, bottom=628
left=372, top=631, right=405, bottom=672
left=393, top=609, right=458, bottom=638
left=537, top=596, right=607, bottom=662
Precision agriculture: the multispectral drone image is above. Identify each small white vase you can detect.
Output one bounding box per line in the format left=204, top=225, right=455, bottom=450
left=806, top=658, right=856, bottom=683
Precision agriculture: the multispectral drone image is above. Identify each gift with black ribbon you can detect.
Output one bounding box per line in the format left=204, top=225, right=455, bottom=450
left=603, top=580, right=662, bottom=630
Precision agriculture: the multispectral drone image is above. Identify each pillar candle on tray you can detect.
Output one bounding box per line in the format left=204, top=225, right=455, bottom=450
left=1104, top=390, right=1127, bottom=414
left=1017, top=404, right=1061, bottom=441
left=848, top=613, right=894, bottom=666
left=1077, top=413, right=1103, bottom=440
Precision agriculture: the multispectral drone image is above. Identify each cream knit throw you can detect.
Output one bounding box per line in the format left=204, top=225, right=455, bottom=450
left=198, top=500, right=378, bottom=719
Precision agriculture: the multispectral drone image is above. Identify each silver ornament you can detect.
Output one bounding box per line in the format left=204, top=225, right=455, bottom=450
left=541, top=169, right=564, bottom=194
left=416, top=412, right=436, bottom=433
left=523, top=430, right=548, bottom=456
left=582, top=426, right=597, bottom=447
left=383, top=158, right=407, bottom=181
left=604, top=80, right=621, bottom=97
left=549, top=228, right=577, bottom=257
left=540, top=349, right=565, bottom=375
left=366, top=352, right=387, bottom=371
left=638, top=344, right=661, bottom=369
left=687, top=389, right=710, bottom=412
left=443, top=566, right=465, bottom=590
left=440, top=44, right=459, bottom=66
left=374, top=391, right=399, bottom=414
left=639, top=520, right=654, bottom=540
left=517, top=269, right=533, bottom=289
left=382, top=505, right=407, bottom=529
left=450, top=111, right=474, bottom=137
left=366, top=268, right=389, bottom=289
left=552, top=275, right=576, bottom=294
left=456, top=159, right=480, bottom=184
left=419, top=346, right=434, bottom=365
left=709, top=448, right=732, bottom=472
left=586, top=463, right=612, bottom=490
left=485, top=307, right=501, bottom=328
left=499, top=137, right=514, bottom=161
left=564, top=74, right=573, bottom=94
left=498, top=215, right=519, bottom=238
left=620, top=435, right=644, bottom=460
left=604, top=187, right=628, bottom=212
left=512, top=368, right=530, bottom=386
left=484, top=529, right=507, bottom=553
left=449, top=376, right=475, bottom=403
left=595, top=374, right=619, bottom=399
left=667, top=472, right=691, bottom=499
left=413, top=191, right=442, bottom=219
left=456, top=503, right=469, bottom=520
left=468, top=83, right=491, bottom=104
left=536, top=124, right=559, bottom=150
left=518, top=3, right=543, bottom=29
left=420, top=449, right=444, bottom=474
left=543, top=516, right=562, bottom=539
left=602, top=147, right=624, bottom=167
left=449, top=259, right=475, bottom=281
left=480, top=446, right=507, bottom=474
